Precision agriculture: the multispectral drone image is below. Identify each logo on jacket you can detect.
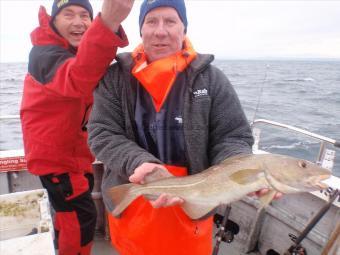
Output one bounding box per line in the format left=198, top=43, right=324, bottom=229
left=174, top=116, right=183, bottom=124
left=193, top=89, right=208, bottom=98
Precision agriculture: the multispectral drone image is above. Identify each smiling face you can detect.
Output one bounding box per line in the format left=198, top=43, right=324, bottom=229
left=141, top=7, right=185, bottom=62
left=53, top=5, right=92, bottom=47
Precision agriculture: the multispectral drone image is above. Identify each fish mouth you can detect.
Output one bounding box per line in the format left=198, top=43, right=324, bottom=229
left=314, top=174, right=331, bottom=190
left=315, top=182, right=329, bottom=190
left=320, top=174, right=335, bottom=189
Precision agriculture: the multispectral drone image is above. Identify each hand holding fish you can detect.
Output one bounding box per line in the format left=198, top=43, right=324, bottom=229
left=248, top=188, right=283, bottom=200
left=129, top=163, right=184, bottom=208
left=150, top=194, right=184, bottom=208
left=129, top=162, right=170, bottom=184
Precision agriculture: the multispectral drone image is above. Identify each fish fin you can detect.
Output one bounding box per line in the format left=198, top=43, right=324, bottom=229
left=144, top=167, right=173, bottom=183
left=229, top=169, right=263, bottom=185
left=107, top=183, right=138, bottom=218
left=258, top=190, right=277, bottom=208
left=181, top=202, right=218, bottom=220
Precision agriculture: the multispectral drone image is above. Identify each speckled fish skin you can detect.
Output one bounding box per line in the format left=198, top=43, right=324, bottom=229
left=109, top=154, right=331, bottom=219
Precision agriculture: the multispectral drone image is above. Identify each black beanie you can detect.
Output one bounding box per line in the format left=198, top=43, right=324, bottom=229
left=51, top=0, right=93, bottom=21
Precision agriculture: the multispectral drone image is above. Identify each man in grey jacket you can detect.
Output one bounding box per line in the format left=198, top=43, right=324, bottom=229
left=87, top=0, right=253, bottom=254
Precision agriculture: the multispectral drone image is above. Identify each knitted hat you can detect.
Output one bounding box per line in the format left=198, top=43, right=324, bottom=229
left=51, top=0, right=93, bottom=21
left=139, top=0, right=187, bottom=33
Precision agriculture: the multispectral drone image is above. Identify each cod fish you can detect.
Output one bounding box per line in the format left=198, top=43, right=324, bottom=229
left=108, top=154, right=331, bottom=220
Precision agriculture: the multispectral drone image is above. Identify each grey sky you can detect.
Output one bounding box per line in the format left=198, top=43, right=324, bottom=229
left=1, top=0, right=340, bottom=62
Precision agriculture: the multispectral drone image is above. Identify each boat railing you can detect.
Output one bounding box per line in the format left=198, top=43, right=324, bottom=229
left=251, top=118, right=339, bottom=170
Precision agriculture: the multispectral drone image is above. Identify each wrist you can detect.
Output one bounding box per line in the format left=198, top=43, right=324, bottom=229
left=99, top=13, right=120, bottom=33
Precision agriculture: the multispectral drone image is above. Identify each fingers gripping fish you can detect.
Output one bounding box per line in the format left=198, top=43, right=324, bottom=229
left=108, top=154, right=331, bottom=220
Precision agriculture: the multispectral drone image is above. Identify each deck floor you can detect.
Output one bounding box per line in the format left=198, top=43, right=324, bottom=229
left=92, top=235, right=117, bottom=255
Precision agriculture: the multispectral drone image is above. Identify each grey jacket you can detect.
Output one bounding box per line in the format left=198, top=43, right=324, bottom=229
left=88, top=53, right=254, bottom=211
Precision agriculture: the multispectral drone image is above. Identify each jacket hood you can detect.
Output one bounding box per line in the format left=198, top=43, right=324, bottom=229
left=30, top=6, right=69, bottom=48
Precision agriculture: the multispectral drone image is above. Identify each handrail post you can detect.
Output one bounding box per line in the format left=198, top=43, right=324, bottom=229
left=316, top=142, right=325, bottom=165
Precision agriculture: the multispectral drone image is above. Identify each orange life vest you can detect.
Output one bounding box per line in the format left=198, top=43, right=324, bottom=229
left=131, top=38, right=196, bottom=112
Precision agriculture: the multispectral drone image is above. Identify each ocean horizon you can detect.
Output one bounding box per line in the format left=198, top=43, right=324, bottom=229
left=1, top=57, right=340, bottom=64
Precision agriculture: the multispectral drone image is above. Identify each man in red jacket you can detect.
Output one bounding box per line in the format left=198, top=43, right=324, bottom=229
left=20, top=0, right=134, bottom=254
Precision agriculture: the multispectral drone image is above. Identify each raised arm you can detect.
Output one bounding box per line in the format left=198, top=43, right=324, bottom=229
left=101, top=0, right=135, bottom=32
left=29, top=1, right=134, bottom=98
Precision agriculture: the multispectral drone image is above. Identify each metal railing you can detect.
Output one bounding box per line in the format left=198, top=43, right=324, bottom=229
left=251, top=118, right=339, bottom=165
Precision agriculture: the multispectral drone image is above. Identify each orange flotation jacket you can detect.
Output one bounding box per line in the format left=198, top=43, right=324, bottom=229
left=107, top=38, right=213, bottom=255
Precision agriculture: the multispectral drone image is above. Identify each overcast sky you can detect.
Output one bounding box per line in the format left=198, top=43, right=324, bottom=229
left=1, top=0, right=340, bottom=62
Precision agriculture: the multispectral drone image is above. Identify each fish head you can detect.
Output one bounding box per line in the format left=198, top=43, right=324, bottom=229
left=263, top=155, right=331, bottom=193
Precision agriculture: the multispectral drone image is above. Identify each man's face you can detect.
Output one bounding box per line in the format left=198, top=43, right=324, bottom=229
left=53, top=5, right=91, bottom=47
left=141, top=7, right=185, bottom=62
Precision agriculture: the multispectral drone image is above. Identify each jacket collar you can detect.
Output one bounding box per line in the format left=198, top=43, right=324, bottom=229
left=116, top=52, right=214, bottom=78
left=130, top=38, right=197, bottom=112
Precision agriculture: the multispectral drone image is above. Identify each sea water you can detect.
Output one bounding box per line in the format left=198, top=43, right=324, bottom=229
left=0, top=60, right=339, bottom=176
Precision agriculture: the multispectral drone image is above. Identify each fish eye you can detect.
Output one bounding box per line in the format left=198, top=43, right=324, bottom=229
left=298, top=161, right=307, bottom=168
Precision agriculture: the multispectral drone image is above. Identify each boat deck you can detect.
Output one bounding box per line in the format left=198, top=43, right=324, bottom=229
left=92, top=234, right=116, bottom=255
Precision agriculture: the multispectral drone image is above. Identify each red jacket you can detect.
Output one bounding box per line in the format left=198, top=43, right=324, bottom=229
left=20, top=6, right=128, bottom=176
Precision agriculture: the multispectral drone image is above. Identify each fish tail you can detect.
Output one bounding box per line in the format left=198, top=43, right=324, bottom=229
left=108, top=183, right=139, bottom=217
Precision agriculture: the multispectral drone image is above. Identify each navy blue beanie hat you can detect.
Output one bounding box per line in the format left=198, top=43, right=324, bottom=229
left=51, top=0, right=93, bottom=21
left=139, top=0, right=188, bottom=34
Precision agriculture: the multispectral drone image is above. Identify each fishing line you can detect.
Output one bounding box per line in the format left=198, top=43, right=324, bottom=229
left=252, top=64, right=270, bottom=123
